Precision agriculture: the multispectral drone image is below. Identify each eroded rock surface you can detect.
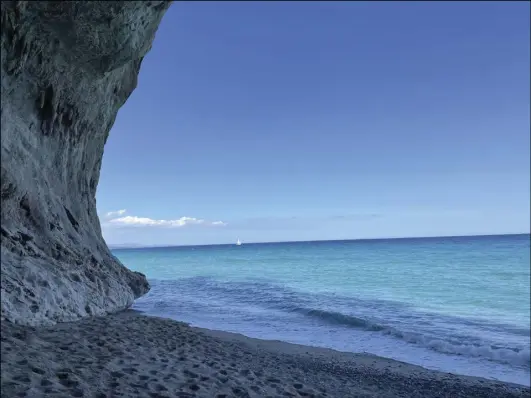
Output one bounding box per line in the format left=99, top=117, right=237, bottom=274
left=1, top=1, right=171, bottom=325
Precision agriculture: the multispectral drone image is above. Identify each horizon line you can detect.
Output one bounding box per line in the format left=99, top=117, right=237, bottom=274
left=108, top=232, right=530, bottom=250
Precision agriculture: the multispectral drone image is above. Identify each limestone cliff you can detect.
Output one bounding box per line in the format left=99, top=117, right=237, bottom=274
left=1, top=1, right=171, bottom=326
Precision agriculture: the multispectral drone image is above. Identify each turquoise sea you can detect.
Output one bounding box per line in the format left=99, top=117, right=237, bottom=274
left=113, top=234, right=530, bottom=386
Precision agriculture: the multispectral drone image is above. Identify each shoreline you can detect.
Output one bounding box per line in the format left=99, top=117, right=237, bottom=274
left=196, top=325, right=530, bottom=388
left=2, top=310, right=529, bottom=397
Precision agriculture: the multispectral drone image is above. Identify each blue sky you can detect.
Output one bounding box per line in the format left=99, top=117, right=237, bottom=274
left=97, top=1, right=530, bottom=246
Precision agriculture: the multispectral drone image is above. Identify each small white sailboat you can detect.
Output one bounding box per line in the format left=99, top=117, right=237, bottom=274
left=236, top=238, right=242, bottom=246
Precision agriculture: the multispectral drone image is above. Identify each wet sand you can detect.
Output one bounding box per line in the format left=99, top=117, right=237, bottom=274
left=1, top=310, right=529, bottom=397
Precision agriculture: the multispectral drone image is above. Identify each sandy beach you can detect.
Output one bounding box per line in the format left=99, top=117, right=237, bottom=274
left=1, top=310, right=528, bottom=398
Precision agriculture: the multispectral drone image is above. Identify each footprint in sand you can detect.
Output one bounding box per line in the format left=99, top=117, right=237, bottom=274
left=13, top=375, right=31, bottom=383
left=110, top=371, right=125, bottom=378
left=40, top=379, right=53, bottom=387
left=183, top=369, right=198, bottom=378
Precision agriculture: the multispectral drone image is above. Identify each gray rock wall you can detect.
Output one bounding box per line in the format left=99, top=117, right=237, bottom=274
left=1, top=1, right=171, bottom=326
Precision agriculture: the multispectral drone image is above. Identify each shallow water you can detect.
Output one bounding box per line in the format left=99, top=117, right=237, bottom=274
left=114, top=234, right=531, bottom=386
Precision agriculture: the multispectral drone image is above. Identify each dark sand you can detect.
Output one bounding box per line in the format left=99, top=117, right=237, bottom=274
left=1, top=310, right=529, bottom=397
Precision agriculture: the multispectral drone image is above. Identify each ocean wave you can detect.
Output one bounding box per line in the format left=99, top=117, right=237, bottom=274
left=289, top=307, right=386, bottom=331
left=286, top=305, right=530, bottom=367
left=138, top=278, right=531, bottom=368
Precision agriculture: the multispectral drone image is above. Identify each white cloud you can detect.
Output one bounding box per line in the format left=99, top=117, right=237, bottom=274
left=105, top=215, right=226, bottom=228
left=105, top=209, right=127, bottom=218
